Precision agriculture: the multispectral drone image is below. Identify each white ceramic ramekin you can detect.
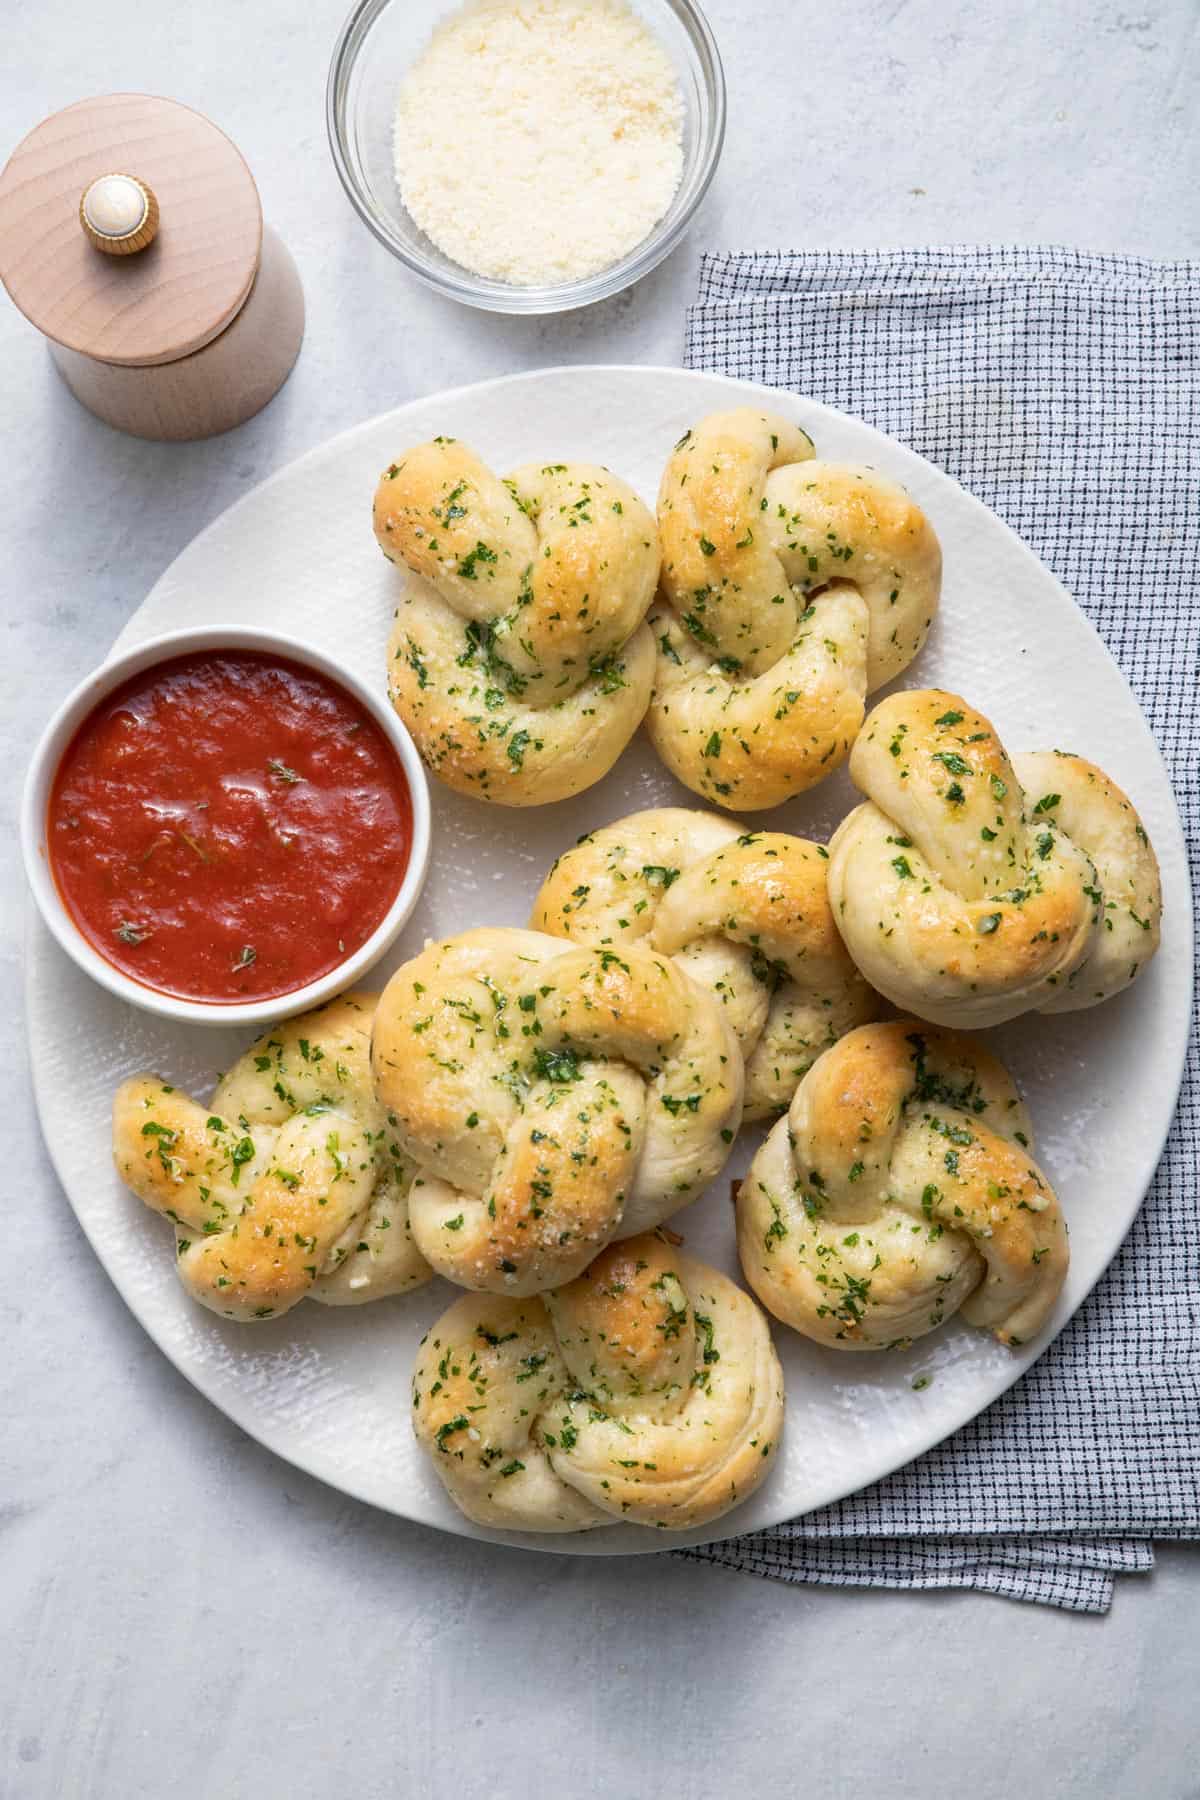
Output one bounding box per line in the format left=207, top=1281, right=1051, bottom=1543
left=21, top=624, right=432, bottom=1027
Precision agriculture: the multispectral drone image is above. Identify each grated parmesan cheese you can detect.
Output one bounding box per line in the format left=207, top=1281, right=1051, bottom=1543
left=393, top=0, right=685, bottom=287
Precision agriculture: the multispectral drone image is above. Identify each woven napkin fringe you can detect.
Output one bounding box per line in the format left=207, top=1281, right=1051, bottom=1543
left=678, top=245, right=1200, bottom=1613
left=693, top=244, right=1200, bottom=304
left=679, top=1535, right=1155, bottom=1615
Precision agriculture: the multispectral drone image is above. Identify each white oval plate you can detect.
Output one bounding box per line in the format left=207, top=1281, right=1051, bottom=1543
left=27, top=367, right=1192, bottom=1555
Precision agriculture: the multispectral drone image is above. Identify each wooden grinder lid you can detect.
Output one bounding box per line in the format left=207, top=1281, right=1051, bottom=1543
left=0, top=94, right=263, bottom=368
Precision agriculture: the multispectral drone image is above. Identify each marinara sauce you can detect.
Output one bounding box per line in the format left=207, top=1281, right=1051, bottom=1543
left=48, top=650, right=413, bottom=1003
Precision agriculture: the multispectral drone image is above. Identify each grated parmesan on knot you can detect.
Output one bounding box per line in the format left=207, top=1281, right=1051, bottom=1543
left=393, top=0, right=685, bottom=286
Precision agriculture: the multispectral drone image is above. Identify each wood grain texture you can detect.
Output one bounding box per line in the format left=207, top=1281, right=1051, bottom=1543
left=49, top=227, right=304, bottom=440
left=0, top=93, right=261, bottom=365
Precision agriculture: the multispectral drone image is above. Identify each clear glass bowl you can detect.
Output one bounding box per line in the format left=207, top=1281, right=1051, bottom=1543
left=326, top=0, right=726, bottom=314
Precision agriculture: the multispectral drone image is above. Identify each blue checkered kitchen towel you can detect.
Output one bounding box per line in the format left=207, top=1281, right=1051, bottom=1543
left=678, top=247, right=1199, bottom=1612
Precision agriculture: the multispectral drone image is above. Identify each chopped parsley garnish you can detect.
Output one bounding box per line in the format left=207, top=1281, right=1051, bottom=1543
left=662, top=1093, right=702, bottom=1116
left=694, top=1313, right=720, bottom=1365
left=457, top=541, right=498, bottom=580
left=229, top=1136, right=256, bottom=1185
left=533, top=1046, right=581, bottom=1085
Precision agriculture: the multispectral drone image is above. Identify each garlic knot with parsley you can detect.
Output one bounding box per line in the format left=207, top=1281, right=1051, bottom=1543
left=531, top=805, right=879, bottom=1120
left=648, top=407, right=942, bottom=810
left=375, top=437, right=660, bottom=806
left=738, top=1019, right=1069, bottom=1352
left=826, top=688, right=1163, bottom=1028
left=372, top=926, right=743, bottom=1294
left=112, top=993, right=430, bottom=1321
left=413, top=1232, right=784, bottom=1532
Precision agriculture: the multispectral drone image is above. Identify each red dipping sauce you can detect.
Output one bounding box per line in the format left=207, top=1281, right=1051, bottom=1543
left=48, top=650, right=413, bottom=1003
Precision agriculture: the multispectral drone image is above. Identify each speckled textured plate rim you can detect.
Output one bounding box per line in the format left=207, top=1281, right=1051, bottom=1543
left=25, top=365, right=1193, bottom=1557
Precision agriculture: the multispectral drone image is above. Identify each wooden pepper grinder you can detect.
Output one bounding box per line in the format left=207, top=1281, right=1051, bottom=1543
left=0, top=94, right=304, bottom=441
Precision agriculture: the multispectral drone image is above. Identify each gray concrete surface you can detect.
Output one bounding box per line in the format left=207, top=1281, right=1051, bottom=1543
left=2, top=1, right=1198, bottom=1794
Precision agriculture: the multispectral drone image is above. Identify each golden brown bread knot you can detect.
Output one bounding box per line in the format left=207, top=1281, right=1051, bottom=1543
left=827, top=689, right=1163, bottom=1028
left=413, top=1232, right=784, bottom=1532
left=371, top=927, right=743, bottom=1295
left=530, top=805, right=879, bottom=1121
left=737, top=1020, right=1069, bottom=1351
left=374, top=438, right=659, bottom=805
left=112, top=994, right=430, bottom=1322
left=647, top=408, right=941, bottom=809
